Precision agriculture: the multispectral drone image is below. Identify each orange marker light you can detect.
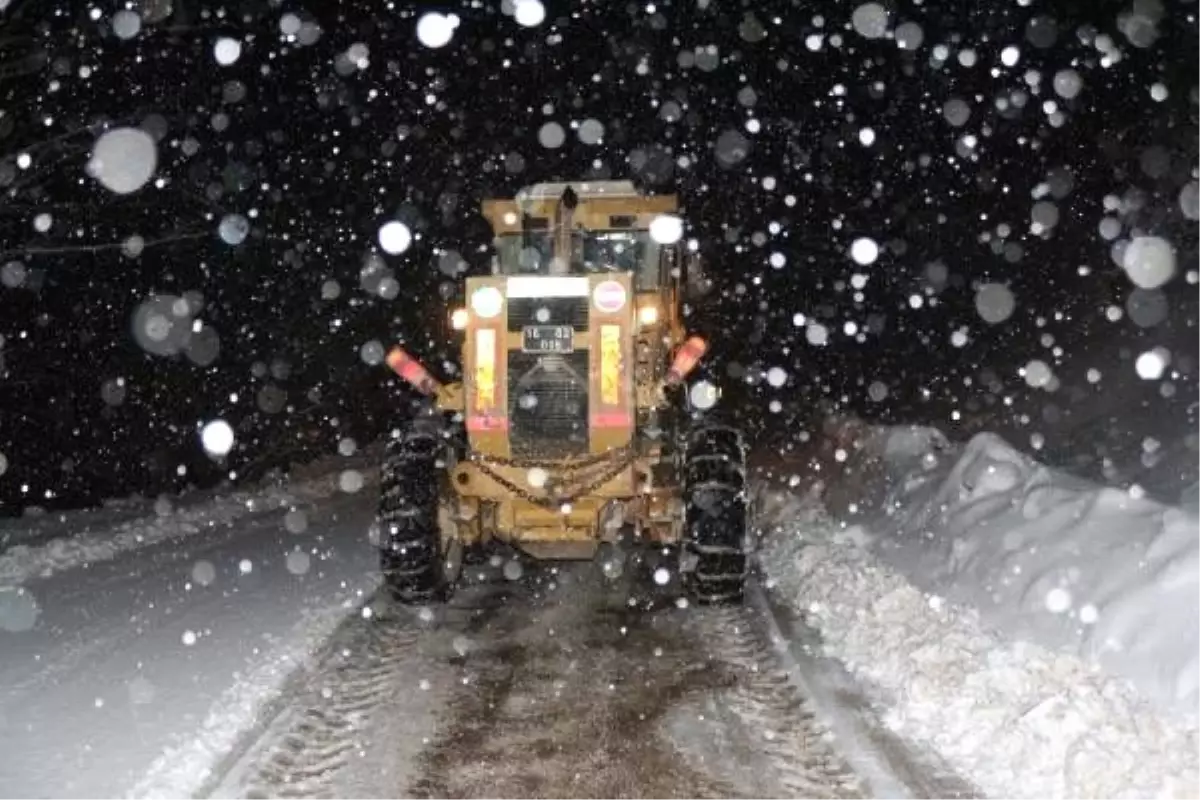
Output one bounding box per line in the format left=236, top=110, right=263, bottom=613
left=665, top=336, right=707, bottom=386
left=386, top=346, right=441, bottom=395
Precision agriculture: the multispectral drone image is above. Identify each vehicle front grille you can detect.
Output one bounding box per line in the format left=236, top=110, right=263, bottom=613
left=508, top=350, right=590, bottom=459
left=507, top=297, right=589, bottom=332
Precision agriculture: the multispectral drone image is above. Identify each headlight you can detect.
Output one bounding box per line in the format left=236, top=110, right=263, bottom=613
left=637, top=304, right=659, bottom=326
left=450, top=308, right=469, bottom=330
left=470, top=286, right=503, bottom=318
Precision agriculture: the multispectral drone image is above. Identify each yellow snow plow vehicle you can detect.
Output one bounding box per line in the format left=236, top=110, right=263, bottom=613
left=378, top=181, right=747, bottom=604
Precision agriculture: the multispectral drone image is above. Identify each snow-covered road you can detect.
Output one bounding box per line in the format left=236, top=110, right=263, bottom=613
left=1, top=429, right=1196, bottom=799
left=0, top=457, right=969, bottom=800
left=205, top=557, right=973, bottom=799
left=0, top=471, right=379, bottom=798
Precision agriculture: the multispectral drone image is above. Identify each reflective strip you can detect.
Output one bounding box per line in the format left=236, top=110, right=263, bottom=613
left=600, top=324, right=622, bottom=406
left=591, top=412, right=632, bottom=428
left=475, top=329, right=496, bottom=410
left=505, top=276, right=589, bottom=298
left=466, top=416, right=509, bottom=432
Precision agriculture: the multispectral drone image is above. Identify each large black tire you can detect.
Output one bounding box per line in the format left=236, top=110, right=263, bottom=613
left=378, top=411, right=454, bottom=603
left=682, top=424, right=748, bottom=604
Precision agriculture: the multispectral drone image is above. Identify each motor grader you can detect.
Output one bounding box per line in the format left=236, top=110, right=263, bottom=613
left=377, top=181, right=747, bottom=604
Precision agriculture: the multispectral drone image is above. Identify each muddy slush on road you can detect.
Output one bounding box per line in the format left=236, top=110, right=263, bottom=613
left=203, top=554, right=978, bottom=800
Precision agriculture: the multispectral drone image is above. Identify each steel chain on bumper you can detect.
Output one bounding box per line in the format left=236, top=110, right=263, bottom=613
left=468, top=447, right=632, bottom=471
left=469, top=449, right=638, bottom=509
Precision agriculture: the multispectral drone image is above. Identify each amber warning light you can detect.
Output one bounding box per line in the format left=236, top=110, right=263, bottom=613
left=665, top=336, right=707, bottom=386
left=386, top=346, right=442, bottom=396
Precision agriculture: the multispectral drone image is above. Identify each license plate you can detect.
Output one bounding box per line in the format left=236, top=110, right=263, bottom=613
left=522, top=325, right=574, bottom=353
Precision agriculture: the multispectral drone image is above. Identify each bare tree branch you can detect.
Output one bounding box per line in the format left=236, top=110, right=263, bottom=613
left=0, top=46, right=45, bottom=83
left=0, top=229, right=210, bottom=261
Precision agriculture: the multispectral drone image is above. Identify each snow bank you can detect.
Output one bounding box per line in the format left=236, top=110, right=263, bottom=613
left=0, top=444, right=385, bottom=797
left=0, top=491, right=277, bottom=586
left=0, top=455, right=377, bottom=587
left=864, top=427, right=1199, bottom=719
left=758, top=500, right=1199, bottom=799
left=128, top=593, right=376, bottom=800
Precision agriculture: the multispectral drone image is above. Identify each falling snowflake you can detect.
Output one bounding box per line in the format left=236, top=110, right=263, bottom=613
left=851, top=3, right=889, bottom=39
left=1122, top=236, right=1176, bottom=289
left=88, top=128, right=157, bottom=194
left=849, top=237, right=879, bottom=265
left=416, top=12, right=459, bottom=48
left=200, top=420, right=235, bottom=457
left=975, top=283, right=1016, bottom=324
left=513, top=0, right=546, bottom=27
left=649, top=214, right=684, bottom=244
left=378, top=221, right=412, bottom=255
left=213, top=37, right=242, bottom=66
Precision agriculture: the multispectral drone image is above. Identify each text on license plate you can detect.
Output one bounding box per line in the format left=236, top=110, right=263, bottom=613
left=522, top=325, right=574, bottom=353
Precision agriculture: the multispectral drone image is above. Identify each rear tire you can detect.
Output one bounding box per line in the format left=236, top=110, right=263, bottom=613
left=378, top=410, right=455, bottom=603
left=682, top=424, right=748, bottom=604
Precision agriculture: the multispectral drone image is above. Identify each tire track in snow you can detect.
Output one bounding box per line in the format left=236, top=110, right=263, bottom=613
left=406, top=583, right=739, bottom=799
left=672, top=605, right=865, bottom=799
left=244, top=625, right=418, bottom=798
left=207, top=610, right=423, bottom=799
left=204, top=561, right=970, bottom=799
left=203, top=579, right=519, bottom=799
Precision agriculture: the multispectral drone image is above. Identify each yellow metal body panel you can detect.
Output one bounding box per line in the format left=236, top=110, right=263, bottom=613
left=440, top=182, right=693, bottom=559
left=447, top=455, right=681, bottom=552
left=482, top=194, right=678, bottom=236
left=587, top=272, right=635, bottom=455
left=434, top=381, right=464, bottom=412
left=460, top=271, right=641, bottom=460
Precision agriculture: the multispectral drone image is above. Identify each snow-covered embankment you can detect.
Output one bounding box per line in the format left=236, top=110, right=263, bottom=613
left=0, top=451, right=382, bottom=798
left=755, top=423, right=1199, bottom=798
left=0, top=450, right=369, bottom=587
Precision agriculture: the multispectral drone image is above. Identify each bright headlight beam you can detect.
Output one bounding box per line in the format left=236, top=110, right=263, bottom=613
left=470, top=286, right=504, bottom=317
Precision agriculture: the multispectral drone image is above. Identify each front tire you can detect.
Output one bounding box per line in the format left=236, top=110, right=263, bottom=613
left=378, top=411, right=456, bottom=603
left=682, top=425, right=748, bottom=604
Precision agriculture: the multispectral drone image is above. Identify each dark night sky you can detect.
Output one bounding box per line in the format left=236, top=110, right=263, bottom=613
left=0, top=0, right=1196, bottom=512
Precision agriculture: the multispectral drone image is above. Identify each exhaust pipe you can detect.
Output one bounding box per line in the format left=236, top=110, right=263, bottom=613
left=551, top=186, right=578, bottom=276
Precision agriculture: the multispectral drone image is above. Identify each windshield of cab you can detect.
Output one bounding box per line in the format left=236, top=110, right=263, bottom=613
left=493, top=230, right=661, bottom=290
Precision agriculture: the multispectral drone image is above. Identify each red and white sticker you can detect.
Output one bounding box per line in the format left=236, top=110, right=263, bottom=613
left=592, top=280, right=627, bottom=313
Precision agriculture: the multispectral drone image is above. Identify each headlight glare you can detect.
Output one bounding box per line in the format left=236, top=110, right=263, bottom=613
left=470, top=286, right=504, bottom=318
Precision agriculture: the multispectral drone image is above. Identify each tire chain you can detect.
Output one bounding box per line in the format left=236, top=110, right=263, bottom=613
left=681, top=422, right=751, bottom=602
left=379, top=433, right=444, bottom=599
